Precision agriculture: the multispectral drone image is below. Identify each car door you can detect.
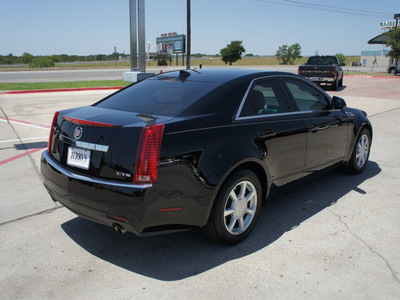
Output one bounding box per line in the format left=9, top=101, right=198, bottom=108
left=235, top=78, right=307, bottom=186
left=279, top=78, right=351, bottom=174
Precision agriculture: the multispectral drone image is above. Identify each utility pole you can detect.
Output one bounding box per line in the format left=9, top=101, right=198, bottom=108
left=124, top=0, right=154, bottom=82
left=138, top=0, right=146, bottom=73
left=129, top=0, right=137, bottom=71
left=186, top=0, right=191, bottom=70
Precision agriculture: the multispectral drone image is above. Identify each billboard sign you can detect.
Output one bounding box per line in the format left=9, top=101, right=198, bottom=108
left=379, top=21, right=400, bottom=29
left=156, top=34, right=185, bottom=54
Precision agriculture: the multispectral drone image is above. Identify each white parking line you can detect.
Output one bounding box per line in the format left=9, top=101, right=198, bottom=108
left=0, top=117, right=50, bottom=130
left=0, top=137, right=49, bottom=143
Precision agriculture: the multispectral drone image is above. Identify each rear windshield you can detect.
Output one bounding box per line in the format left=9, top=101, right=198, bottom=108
left=307, top=56, right=338, bottom=65
left=94, top=77, right=220, bottom=116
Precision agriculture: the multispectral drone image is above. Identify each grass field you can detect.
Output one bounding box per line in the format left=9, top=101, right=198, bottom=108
left=0, top=80, right=129, bottom=91
left=0, top=56, right=363, bottom=70
left=1, top=56, right=395, bottom=92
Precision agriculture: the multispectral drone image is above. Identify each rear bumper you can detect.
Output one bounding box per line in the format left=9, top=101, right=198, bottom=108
left=41, top=150, right=213, bottom=235
left=304, top=76, right=337, bottom=84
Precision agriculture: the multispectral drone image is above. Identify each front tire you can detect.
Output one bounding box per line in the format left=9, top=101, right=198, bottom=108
left=344, top=128, right=371, bottom=174
left=204, top=170, right=262, bottom=245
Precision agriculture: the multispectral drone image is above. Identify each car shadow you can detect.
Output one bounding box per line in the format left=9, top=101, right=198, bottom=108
left=61, top=161, right=381, bottom=281
left=14, top=141, right=47, bottom=150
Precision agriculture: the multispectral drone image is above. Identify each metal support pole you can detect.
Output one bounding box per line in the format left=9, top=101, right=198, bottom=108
left=129, top=0, right=137, bottom=71
left=138, top=0, right=146, bottom=73
left=186, top=0, right=191, bottom=69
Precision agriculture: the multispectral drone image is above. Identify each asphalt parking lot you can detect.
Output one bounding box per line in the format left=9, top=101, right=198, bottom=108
left=1, top=76, right=400, bottom=299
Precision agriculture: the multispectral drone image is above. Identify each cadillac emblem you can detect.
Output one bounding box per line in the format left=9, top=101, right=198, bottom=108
left=74, top=126, right=83, bottom=140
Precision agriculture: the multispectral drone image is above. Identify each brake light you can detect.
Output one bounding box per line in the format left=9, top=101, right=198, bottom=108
left=48, top=111, right=59, bottom=155
left=332, top=67, right=337, bottom=76
left=63, top=116, right=121, bottom=128
left=133, top=124, right=165, bottom=183
left=298, top=66, right=301, bottom=75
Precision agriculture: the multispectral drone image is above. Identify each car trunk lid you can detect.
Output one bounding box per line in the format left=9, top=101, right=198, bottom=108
left=49, top=106, right=171, bottom=182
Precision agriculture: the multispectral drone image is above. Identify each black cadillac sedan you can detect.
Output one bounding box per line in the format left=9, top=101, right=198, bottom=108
left=41, top=69, right=372, bottom=245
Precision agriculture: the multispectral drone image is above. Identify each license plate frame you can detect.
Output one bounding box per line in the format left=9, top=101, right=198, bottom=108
left=67, top=146, right=91, bottom=170
left=309, top=77, right=323, bottom=81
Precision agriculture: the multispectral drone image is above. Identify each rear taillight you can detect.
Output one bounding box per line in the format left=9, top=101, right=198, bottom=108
left=332, top=67, right=337, bottom=76
left=48, top=111, right=59, bottom=155
left=133, top=124, right=165, bottom=184
left=298, top=66, right=301, bottom=75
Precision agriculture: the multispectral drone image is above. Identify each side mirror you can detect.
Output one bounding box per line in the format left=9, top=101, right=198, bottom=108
left=332, top=96, right=347, bottom=110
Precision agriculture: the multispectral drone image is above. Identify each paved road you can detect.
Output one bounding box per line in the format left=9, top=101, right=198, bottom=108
left=0, top=77, right=399, bottom=299
left=0, top=66, right=388, bottom=83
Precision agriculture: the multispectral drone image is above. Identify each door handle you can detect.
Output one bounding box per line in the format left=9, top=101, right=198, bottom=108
left=258, top=129, right=276, bottom=138
left=316, top=126, right=329, bottom=131
left=310, top=124, right=329, bottom=132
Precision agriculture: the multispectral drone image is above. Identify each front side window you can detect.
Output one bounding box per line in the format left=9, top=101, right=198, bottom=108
left=240, top=79, right=289, bottom=117
left=282, top=79, right=330, bottom=112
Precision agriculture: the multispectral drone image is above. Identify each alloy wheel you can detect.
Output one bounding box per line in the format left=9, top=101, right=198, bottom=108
left=356, top=133, right=369, bottom=168
left=223, top=180, right=258, bottom=235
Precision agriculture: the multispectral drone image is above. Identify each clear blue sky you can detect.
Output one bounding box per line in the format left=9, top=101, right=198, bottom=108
left=1, top=0, right=398, bottom=57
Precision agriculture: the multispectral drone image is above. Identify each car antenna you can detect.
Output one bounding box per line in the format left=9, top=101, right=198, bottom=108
left=179, top=70, right=191, bottom=82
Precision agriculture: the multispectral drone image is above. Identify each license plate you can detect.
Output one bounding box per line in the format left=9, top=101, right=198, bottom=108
left=67, top=147, right=91, bottom=170
left=309, top=77, right=323, bottom=81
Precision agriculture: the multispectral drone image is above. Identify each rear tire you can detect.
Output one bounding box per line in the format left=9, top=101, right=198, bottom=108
left=339, top=77, right=343, bottom=87
left=343, top=128, right=371, bottom=174
left=204, top=170, right=262, bottom=245
left=332, top=79, right=338, bottom=90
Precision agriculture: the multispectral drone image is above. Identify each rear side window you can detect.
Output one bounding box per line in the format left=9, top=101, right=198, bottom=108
left=240, top=79, right=289, bottom=117
left=95, top=77, right=219, bottom=116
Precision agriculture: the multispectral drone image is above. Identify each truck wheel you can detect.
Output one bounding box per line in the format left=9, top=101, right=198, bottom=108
left=389, top=68, right=395, bottom=75
left=332, top=79, right=338, bottom=90
left=339, top=77, right=343, bottom=87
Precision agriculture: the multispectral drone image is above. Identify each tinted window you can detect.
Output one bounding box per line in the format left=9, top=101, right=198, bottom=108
left=283, top=79, right=329, bottom=112
left=240, top=79, right=289, bottom=117
left=95, top=77, right=220, bottom=116
left=307, top=56, right=338, bottom=65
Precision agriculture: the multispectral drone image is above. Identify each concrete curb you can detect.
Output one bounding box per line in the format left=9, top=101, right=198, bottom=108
left=2, top=86, right=124, bottom=95
left=1, top=75, right=399, bottom=95
left=344, top=75, right=400, bottom=79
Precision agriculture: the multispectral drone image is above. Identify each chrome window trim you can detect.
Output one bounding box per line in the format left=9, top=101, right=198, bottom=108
left=236, top=111, right=307, bottom=121
left=235, top=75, right=332, bottom=121
left=60, top=135, right=109, bottom=152
left=42, top=150, right=152, bottom=189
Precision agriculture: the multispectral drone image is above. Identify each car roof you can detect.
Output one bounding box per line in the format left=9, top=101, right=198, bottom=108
left=150, top=68, right=299, bottom=84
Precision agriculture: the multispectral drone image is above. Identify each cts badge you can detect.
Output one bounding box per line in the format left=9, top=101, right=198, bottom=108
left=74, top=126, right=83, bottom=140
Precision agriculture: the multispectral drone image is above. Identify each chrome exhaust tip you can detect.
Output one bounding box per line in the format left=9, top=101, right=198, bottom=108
left=113, top=223, right=127, bottom=235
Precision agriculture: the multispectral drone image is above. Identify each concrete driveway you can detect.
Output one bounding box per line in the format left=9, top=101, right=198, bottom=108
left=0, top=76, right=399, bottom=299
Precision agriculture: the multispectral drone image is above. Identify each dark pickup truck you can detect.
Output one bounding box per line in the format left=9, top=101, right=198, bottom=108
left=298, top=55, right=345, bottom=90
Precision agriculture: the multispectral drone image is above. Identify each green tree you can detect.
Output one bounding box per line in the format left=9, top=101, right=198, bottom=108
left=22, top=52, right=34, bottom=64
left=29, top=57, right=55, bottom=68
left=335, top=53, right=347, bottom=65
left=385, top=27, right=400, bottom=75
left=153, top=54, right=168, bottom=66
left=275, top=43, right=302, bottom=65
left=220, top=41, right=246, bottom=66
